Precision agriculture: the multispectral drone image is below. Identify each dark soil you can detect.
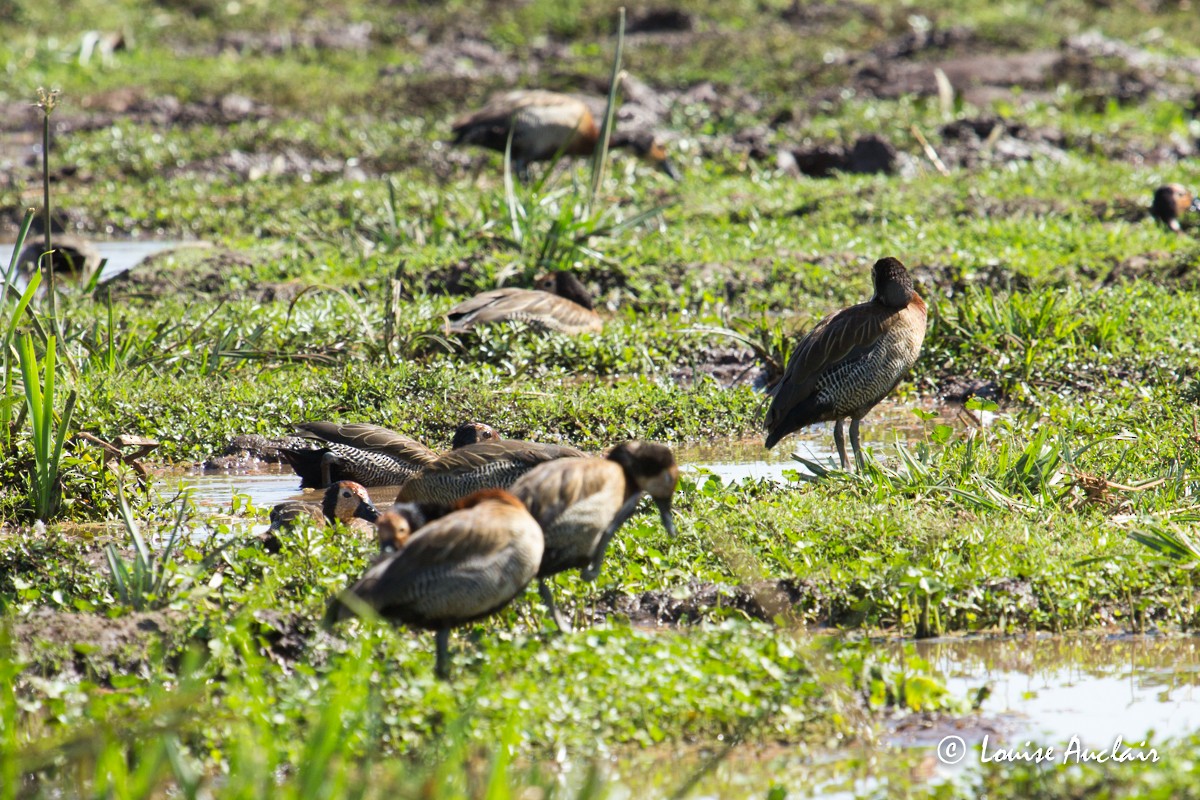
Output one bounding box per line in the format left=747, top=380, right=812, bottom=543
left=98, top=247, right=305, bottom=302
left=672, top=346, right=769, bottom=389
left=11, top=608, right=182, bottom=682
left=202, top=434, right=315, bottom=471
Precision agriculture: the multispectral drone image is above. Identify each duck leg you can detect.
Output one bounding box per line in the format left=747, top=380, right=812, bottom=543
left=538, top=579, right=573, bottom=633
left=434, top=628, right=451, bottom=680
left=833, top=419, right=850, bottom=471
left=849, top=418, right=864, bottom=471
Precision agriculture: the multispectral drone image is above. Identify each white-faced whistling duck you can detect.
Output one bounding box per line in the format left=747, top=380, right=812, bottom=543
left=764, top=256, right=927, bottom=471
left=280, top=421, right=499, bottom=489
left=397, top=439, right=586, bottom=507
left=445, top=271, right=603, bottom=335
left=263, top=480, right=379, bottom=552
left=450, top=89, right=680, bottom=181
left=325, top=489, right=544, bottom=679
left=510, top=441, right=679, bottom=632
left=1151, top=184, right=1200, bottom=233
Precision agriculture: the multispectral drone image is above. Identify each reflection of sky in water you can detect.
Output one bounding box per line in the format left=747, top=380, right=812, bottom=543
left=93, top=240, right=192, bottom=280
left=909, top=636, right=1200, bottom=746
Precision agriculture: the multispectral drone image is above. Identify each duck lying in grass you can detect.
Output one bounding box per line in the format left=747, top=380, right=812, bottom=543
left=451, top=89, right=680, bottom=181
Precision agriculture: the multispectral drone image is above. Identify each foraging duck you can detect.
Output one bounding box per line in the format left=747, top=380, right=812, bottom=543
left=397, top=439, right=587, bottom=506
left=510, top=441, right=679, bottom=631
left=1151, top=184, right=1200, bottom=233
left=263, top=480, right=380, bottom=552
left=325, top=489, right=544, bottom=679
left=445, top=271, right=603, bottom=335
left=280, top=421, right=499, bottom=489
left=450, top=89, right=680, bottom=180
left=764, top=256, right=927, bottom=471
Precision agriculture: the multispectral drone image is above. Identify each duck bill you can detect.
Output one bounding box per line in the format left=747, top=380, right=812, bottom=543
left=654, top=495, right=677, bottom=536
left=659, top=158, right=682, bottom=182
left=355, top=501, right=380, bottom=523
left=1190, top=196, right=1200, bottom=212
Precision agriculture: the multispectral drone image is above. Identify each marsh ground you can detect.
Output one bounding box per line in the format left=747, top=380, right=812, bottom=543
left=4, top=0, right=1200, bottom=797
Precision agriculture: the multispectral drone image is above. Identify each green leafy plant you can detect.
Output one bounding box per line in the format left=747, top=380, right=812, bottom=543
left=105, top=487, right=191, bottom=611
left=15, top=332, right=76, bottom=520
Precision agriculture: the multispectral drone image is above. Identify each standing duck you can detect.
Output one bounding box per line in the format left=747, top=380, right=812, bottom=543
left=280, top=421, right=499, bottom=489
left=764, top=256, right=927, bottom=470
left=450, top=89, right=680, bottom=181
left=397, top=439, right=586, bottom=507
left=444, top=271, right=603, bottom=335
left=325, top=489, right=544, bottom=679
left=510, top=441, right=679, bottom=631
left=1151, top=184, right=1200, bottom=233
left=263, top=480, right=380, bottom=552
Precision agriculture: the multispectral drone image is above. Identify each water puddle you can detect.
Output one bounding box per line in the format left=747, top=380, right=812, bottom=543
left=897, top=635, right=1200, bottom=746
left=677, top=402, right=969, bottom=485
left=2, top=239, right=203, bottom=287
left=91, top=239, right=200, bottom=281
left=588, top=635, right=1200, bottom=798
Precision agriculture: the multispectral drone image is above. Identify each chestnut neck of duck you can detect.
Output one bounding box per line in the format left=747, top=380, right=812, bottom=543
left=550, top=272, right=595, bottom=310
left=871, top=257, right=917, bottom=309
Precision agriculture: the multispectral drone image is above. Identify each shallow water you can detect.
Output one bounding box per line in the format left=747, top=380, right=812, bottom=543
left=92, top=239, right=197, bottom=280
left=902, top=634, right=1200, bottom=746
left=593, top=635, right=1200, bottom=799
left=1, top=239, right=199, bottom=286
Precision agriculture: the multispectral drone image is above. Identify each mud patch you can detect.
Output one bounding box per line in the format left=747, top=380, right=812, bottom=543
left=779, top=134, right=901, bottom=178
left=908, top=259, right=1029, bottom=296
left=203, top=434, right=315, bottom=471
left=591, top=579, right=827, bottom=627
left=937, top=376, right=1004, bottom=404
left=1099, top=251, right=1199, bottom=287
left=8, top=93, right=273, bottom=137
left=672, top=346, right=769, bottom=389
left=212, top=22, right=374, bottom=56
left=935, top=117, right=1069, bottom=169
left=172, top=149, right=370, bottom=183
left=11, top=608, right=182, bottom=683
left=98, top=246, right=302, bottom=302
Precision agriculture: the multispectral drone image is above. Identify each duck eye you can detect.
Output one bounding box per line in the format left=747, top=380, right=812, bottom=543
left=341, top=490, right=351, bottom=498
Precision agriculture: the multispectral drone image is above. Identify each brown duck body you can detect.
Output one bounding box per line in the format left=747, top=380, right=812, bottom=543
left=452, top=90, right=599, bottom=168
left=397, top=439, right=586, bottom=506
left=445, top=272, right=603, bottom=335
left=1151, top=183, right=1199, bottom=233
left=451, top=89, right=680, bottom=180
left=764, top=257, right=927, bottom=469
left=280, top=422, right=498, bottom=488
left=510, top=441, right=679, bottom=631
left=326, top=490, right=544, bottom=677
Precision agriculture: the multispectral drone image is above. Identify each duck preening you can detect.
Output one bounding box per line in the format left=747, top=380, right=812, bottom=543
left=450, top=89, right=679, bottom=181
left=324, top=489, right=544, bottom=679
left=764, top=256, right=927, bottom=471
left=280, top=422, right=499, bottom=488
left=445, top=271, right=603, bottom=335
left=510, top=441, right=679, bottom=631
